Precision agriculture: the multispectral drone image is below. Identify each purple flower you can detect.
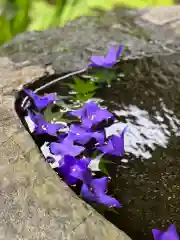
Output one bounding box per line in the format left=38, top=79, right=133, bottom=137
left=80, top=176, right=121, bottom=207
left=68, top=124, right=104, bottom=145
left=27, top=111, right=65, bottom=136
left=98, top=126, right=127, bottom=156
left=152, top=224, right=179, bottom=240
left=57, top=155, right=91, bottom=185
left=88, top=44, right=123, bottom=68
left=24, top=89, right=57, bottom=110
left=57, top=133, right=68, bottom=143
left=50, top=137, right=85, bottom=157
left=70, top=101, right=114, bottom=129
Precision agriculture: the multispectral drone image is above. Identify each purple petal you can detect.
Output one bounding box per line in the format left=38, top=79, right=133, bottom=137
left=111, top=126, right=127, bottom=155
left=85, top=102, right=99, bottom=116
left=80, top=183, right=97, bottom=202
left=57, top=155, right=78, bottom=185
left=98, top=141, right=114, bottom=155
left=82, top=106, right=114, bottom=129
left=69, top=132, right=91, bottom=145
left=88, top=44, right=123, bottom=69
left=81, top=119, right=94, bottom=129
left=69, top=158, right=91, bottom=181
left=68, top=124, right=92, bottom=144
left=167, top=224, right=179, bottom=239
left=98, top=126, right=127, bottom=156
left=63, top=155, right=76, bottom=165
left=81, top=177, right=121, bottom=207
left=70, top=102, right=99, bottom=119
left=37, top=122, right=64, bottom=136
left=92, top=131, right=104, bottom=145
left=152, top=224, right=179, bottom=240
left=92, top=177, right=108, bottom=194
left=24, top=89, right=57, bottom=110
left=70, top=124, right=83, bottom=134
left=97, top=194, right=121, bottom=208
left=82, top=168, right=93, bottom=185
left=70, top=102, right=113, bottom=129
left=152, top=229, right=162, bottom=240
left=105, top=45, right=116, bottom=65
left=93, top=109, right=113, bottom=122
left=116, top=45, right=123, bottom=58
left=29, top=112, right=65, bottom=136
left=111, top=135, right=124, bottom=156
left=69, top=108, right=84, bottom=118
left=50, top=141, right=84, bottom=157
left=57, top=156, right=72, bottom=176
left=69, top=124, right=104, bottom=145
left=89, top=56, right=106, bottom=67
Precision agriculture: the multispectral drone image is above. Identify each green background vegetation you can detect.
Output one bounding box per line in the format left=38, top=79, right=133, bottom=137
left=0, top=0, right=175, bottom=46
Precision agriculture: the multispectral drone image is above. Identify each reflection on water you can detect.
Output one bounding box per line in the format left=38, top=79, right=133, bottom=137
left=107, top=105, right=169, bottom=159
left=105, top=103, right=179, bottom=160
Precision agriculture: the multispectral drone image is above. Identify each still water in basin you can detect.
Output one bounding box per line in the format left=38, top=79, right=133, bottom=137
left=17, top=55, right=180, bottom=240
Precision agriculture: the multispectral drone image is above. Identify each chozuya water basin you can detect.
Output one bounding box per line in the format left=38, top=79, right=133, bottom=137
left=16, top=54, right=180, bottom=240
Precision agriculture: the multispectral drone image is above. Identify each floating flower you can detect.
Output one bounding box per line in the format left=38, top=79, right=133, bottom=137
left=50, top=137, right=85, bottom=157
left=24, top=89, right=57, bottom=110
left=88, top=44, right=123, bottom=68
left=70, top=101, right=114, bottom=129
left=40, top=142, right=63, bottom=169
left=57, top=132, right=68, bottom=142
left=27, top=111, right=65, bottom=136
left=80, top=176, right=121, bottom=207
left=98, top=126, right=127, bottom=156
left=152, top=224, right=179, bottom=240
left=57, top=155, right=91, bottom=185
left=68, top=124, right=104, bottom=145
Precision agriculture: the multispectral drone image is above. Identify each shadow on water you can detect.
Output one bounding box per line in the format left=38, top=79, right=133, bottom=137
left=15, top=55, right=180, bottom=240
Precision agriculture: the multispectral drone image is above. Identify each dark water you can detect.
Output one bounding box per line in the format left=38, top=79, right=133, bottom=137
left=16, top=57, right=180, bottom=240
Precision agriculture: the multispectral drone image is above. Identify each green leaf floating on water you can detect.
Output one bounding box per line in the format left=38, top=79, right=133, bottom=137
left=91, top=68, right=117, bottom=85
left=69, top=77, right=99, bottom=94
left=68, top=76, right=99, bottom=102
left=99, top=159, right=115, bottom=176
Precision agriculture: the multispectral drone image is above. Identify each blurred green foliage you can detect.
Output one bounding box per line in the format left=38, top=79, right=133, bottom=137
left=0, top=0, right=174, bottom=46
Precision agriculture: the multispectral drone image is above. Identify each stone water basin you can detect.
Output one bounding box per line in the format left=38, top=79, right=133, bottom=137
left=16, top=54, right=180, bottom=240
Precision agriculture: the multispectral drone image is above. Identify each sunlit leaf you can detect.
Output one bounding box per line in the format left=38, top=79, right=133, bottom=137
left=10, top=0, right=31, bottom=35
left=0, top=16, right=12, bottom=45
left=28, top=1, right=55, bottom=31
left=69, top=77, right=99, bottom=95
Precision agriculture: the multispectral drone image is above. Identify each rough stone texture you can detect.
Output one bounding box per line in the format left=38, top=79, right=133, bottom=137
left=0, top=5, right=180, bottom=240
left=67, top=211, right=129, bottom=240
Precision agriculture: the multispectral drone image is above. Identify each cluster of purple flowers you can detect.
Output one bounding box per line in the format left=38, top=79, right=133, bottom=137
left=22, top=44, right=180, bottom=239
left=24, top=88, right=126, bottom=208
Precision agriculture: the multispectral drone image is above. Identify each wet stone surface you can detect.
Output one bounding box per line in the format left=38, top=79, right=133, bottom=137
left=0, top=5, right=180, bottom=240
